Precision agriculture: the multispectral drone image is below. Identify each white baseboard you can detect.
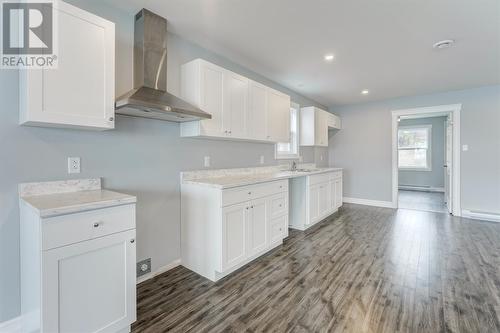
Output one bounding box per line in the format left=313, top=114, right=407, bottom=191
left=461, top=210, right=500, bottom=223
left=137, top=258, right=181, bottom=284
left=398, top=185, right=445, bottom=192
left=0, top=315, right=21, bottom=333
left=343, top=197, right=396, bottom=209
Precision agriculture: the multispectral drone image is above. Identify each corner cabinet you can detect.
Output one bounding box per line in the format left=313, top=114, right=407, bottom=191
left=180, top=59, right=291, bottom=143
left=289, top=170, right=343, bottom=230
left=19, top=1, right=115, bottom=130
left=300, top=107, right=341, bottom=147
left=181, top=179, right=289, bottom=281
left=20, top=203, right=137, bottom=333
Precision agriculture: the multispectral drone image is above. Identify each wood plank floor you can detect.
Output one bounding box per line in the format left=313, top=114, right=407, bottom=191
left=132, top=204, right=500, bottom=332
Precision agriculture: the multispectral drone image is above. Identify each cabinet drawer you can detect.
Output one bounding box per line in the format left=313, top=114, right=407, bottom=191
left=269, top=215, right=288, bottom=244
left=330, top=171, right=342, bottom=180
left=221, top=180, right=288, bottom=207
left=308, top=173, right=330, bottom=186
left=269, top=193, right=288, bottom=219
left=42, top=204, right=136, bottom=250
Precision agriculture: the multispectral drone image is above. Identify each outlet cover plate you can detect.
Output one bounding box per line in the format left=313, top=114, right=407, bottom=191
left=67, top=157, right=81, bottom=174
left=136, top=258, right=151, bottom=278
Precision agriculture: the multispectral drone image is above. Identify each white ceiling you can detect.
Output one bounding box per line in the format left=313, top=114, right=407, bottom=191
left=102, top=0, right=500, bottom=106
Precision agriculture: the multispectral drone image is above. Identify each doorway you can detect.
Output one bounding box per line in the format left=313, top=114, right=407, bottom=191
left=391, top=104, right=461, bottom=216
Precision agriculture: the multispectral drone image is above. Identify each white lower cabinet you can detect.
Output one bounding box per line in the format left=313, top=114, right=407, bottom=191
left=290, top=170, right=343, bottom=230
left=20, top=203, right=137, bottom=333
left=181, top=180, right=288, bottom=281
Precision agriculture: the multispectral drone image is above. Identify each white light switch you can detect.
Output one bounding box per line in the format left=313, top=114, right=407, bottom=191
left=204, top=156, right=210, bottom=168
left=260, top=155, right=265, bottom=164
left=68, top=157, right=81, bottom=174
left=462, top=144, right=469, bottom=151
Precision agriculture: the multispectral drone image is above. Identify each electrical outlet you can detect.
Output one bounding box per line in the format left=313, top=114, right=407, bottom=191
left=260, top=155, right=265, bottom=164
left=204, top=156, right=210, bottom=167
left=136, top=258, right=151, bottom=278
left=67, top=157, right=80, bottom=174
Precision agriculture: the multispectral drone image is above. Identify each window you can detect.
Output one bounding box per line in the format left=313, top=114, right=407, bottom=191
left=398, top=125, right=432, bottom=170
left=275, top=102, right=300, bottom=159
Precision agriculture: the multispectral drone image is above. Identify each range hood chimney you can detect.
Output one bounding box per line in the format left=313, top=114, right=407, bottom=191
left=115, top=9, right=211, bottom=122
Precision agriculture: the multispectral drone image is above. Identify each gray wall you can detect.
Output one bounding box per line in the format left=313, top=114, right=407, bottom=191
left=0, top=0, right=325, bottom=322
left=398, top=117, right=446, bottom=189
left=329, top=85, right=500, bottom=214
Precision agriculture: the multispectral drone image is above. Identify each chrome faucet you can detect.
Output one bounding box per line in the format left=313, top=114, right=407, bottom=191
left=290, top=161, right=297, bottom=171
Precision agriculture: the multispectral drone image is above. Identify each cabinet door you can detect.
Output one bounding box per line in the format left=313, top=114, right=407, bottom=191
left=199, top=62, right=225, bottom=136
left=20, top=2, right=115, bottom=130
left=247, top=198, right=268, bottom=256
left=318, top=182, right=330, bottom=217
left=222, top=202, right=248, bottom=270
left=42, top=230, right=136, bottom=333
left=308, top=184, right=320, bottom=224
left=314, top=110, right=328, bottom=147
left=267, top=89, right=290, bottom=142
left=248, top=81, right=268, bottom=140
left=335, top=178, right=343, bottom=209
left=223, top=71, right=248, bottom=138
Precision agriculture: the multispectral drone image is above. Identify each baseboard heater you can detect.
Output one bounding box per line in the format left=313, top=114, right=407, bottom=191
left=398, top=185, right=444, bottom=192
left=462, top=210, right=500, bottom=223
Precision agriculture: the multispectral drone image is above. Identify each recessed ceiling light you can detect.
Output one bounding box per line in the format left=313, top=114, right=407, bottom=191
left=433, top=39, right=455, bottom=49
left=361, top=89, right=369, bottom=95
left=324, top=54, right=335, bottom=61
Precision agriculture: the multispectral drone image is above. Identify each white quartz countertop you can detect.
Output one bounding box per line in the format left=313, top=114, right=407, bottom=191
left=19, top=179, right=136, bottom=218
left=182, top=167, right=342, bottom=189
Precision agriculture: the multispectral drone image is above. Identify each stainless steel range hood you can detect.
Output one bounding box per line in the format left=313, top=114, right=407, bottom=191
left=115, top=9, right=211, bottom=122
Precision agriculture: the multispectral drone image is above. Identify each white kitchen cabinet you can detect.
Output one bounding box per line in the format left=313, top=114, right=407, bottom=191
left=267, top=88, right=291, bottom=142
left=181, top=58, right=290, bottom=143
left=247, top=81, right=268, bottom=140
left=19, top=196, right=137, bottom=333
left=290, top=170, right=343, bottom=230
left=300, top=107, right=341, bottom=146
left=181, top=179, right=288, bottom=281
left=19, top=1, right=115, bottom=130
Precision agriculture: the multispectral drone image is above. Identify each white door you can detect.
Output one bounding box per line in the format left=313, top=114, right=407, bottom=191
left=223, top=72, right=248, bottom=138
left=21, top=2, right=115, bottom=130
left=318, top=182, right=330, bottom=217
left=200, top=62, right=225, bottom=136
left=247, top=198, right=268, bottom=256
left=308, top=184, right=320, bottom=224
left=445, top=116, right=453, bottom=213
left=314, top=110, right=328, bottom=146
left=42, top=230, right=136, bottom=333
left=248, top=81, right=268, bottom=140
left=222, top=202, right=248, bottom=270
left=267, top=89, right=290, bottom=142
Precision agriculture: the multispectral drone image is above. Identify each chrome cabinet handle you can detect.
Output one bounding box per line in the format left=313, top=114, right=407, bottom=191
left=248, top=191, right=252, bottom=195
left=130, top=239, right=135, bottom=243
left=93, top=222, right=100, bottom=228
left=109, top=117, right=114, bottom=121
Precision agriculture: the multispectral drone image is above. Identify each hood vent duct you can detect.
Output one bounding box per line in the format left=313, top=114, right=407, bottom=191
left=115, top=9, right=211, bottom=122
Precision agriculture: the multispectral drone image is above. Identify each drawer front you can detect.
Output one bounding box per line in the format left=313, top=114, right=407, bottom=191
left=269, top=215, right=288, bottom=245
left=330, top=171, right=342, bottom=180
left=309, top=173, right=330, bottom=186
left=222, top=180, right=288, bottom=207
left=269, top=193, right=288, bottom=219
left=42, top=204, right=136, bottom=250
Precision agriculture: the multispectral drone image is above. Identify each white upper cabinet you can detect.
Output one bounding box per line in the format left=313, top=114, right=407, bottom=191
left=181, top=59, right=290, bottom=143
left=300, top=107, right=341, bottom=147
left=267, top=88, right=291, bottom=143
left=19, top=1, right=115, bottom=130
left=247, top=81, right=268, bottom=141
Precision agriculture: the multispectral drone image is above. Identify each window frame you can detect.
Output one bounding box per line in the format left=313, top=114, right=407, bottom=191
left=275, top=102, right=300, bottom=160
left=397, top=124, right=432, bottom=171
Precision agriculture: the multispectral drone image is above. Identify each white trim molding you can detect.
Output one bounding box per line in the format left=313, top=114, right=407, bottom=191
left=391, top=104, right=461, bottom=216
left=462, top=210, right=500, bottom=223
left=0, top=315, right=21, bottom=333
left=136, top=258, right=181, bottom=284
left=343, top=197, right=396, bottom=209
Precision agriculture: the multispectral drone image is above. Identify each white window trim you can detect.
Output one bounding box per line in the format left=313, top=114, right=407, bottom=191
left=398, top=124, right=432, bottom=171
left=275, top=102, right=301, bottom=160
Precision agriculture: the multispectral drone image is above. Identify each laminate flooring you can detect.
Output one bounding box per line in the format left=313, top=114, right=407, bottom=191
left=132, top=204, right=500, bottom=332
